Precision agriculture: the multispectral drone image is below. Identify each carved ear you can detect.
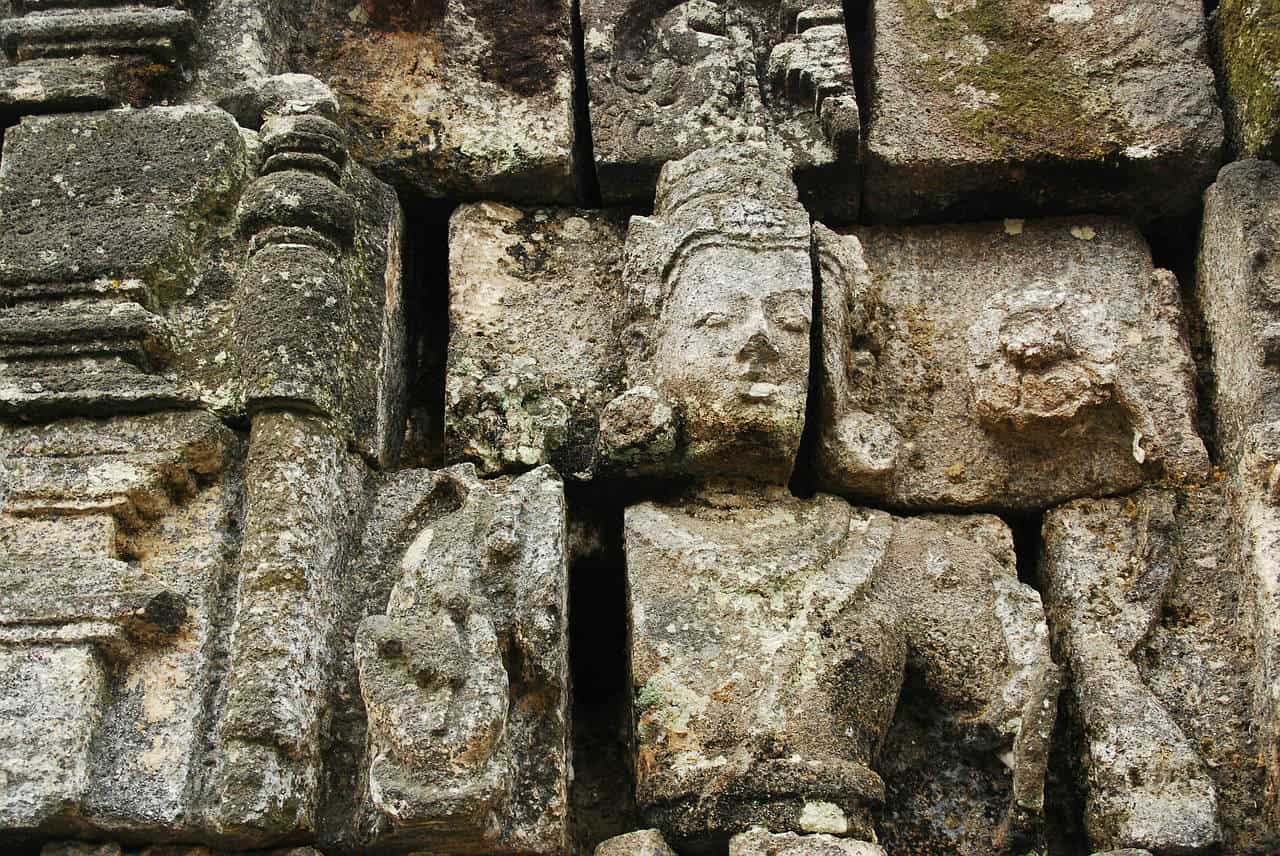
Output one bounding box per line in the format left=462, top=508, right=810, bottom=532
left=595, top=386, right=680, bottom=475
left=619, top=319, right=655, bottom=376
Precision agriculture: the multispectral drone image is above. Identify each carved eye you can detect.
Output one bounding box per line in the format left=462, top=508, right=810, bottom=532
left=697, top=312, right=730, bottom=328
left=765, top=290, right=811, bottom=332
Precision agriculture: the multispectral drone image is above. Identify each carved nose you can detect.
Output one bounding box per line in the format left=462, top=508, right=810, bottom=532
left=737, top=330, right=780, bottom=367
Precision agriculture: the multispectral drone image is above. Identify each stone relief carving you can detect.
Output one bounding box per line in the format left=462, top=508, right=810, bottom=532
left=625, top=485, right=1058, bottom=850
left=813, top=219, right=1209, bottom=510
left=0, top=411, right=237, bottom=834
left=597, top=145, right=812, bottom=484
left=583, top=0, right=859, bottom=218
left=343, top=464, right=570, bottom=853
left=0, top=3, right=1276, bottom=855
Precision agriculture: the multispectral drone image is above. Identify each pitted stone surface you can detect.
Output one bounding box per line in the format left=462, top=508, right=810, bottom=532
left=729, top=828, right=887, bottom=855
left=286, top=0, right=577, bottom=202
left=813, top=218, right=1208, bottom=510
left=1196, top=159, right=1280, bottom=838
left=0, top=4, right=1276, bottom=854
left=328, top=464, right=570, bottom=854
left=599, top=145, right=813, bottom=483
left=625, top=485, right=1057, bottom=849
left=446, top=203, right=627, bottom=479
left=0, top=411, right=240, bottom=838
left=1215, top=0, right=1280, bottom=160
left=594, top=829, right=678, bottom=856
left=1043, top=491, right=1221, bottom=853
left=583, top=0, right=859, bottom=219
left=865, top=0, right=1223, bottom=222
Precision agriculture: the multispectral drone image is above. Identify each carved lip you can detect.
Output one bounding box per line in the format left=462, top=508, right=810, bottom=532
left=739, top=382, right=782, bottom=402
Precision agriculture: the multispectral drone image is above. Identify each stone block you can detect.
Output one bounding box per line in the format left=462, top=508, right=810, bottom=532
left=1215, top=0, right=1280, bottom=160
left=0, top=106, right=249, bottom=417
left=729, top=828, right=886, bottom=855
left=595, top=829, right=678, bottom=856
left=1196, top=158, right=1280, bottom=836
left=1039, top=488, right=1269, bottom=852
left=208, top=411, right=366, bottom=842
left=446, top=202, right=627, bottom=479
left=813, top=218, right=1207, bottom=510
left=0, top=411, right=240, bottom=838
left=626, top=485, right=1056, bottom=847
left=864, top=0, right=1223, bottom=223
left=287, top=0, right=577, bottom=202
left=0, top=106, right=245, bottom=298
left=334, top=464, right=570, bottom=854
left=1197, top=160, right=1280, bottom=473
left=0, top=2, right=196, bottom=119
left=583, top=0, right=859, bottom=218
left=0, top=645, right=105, bottom=829
left=598, top=145, right=812, bottom=483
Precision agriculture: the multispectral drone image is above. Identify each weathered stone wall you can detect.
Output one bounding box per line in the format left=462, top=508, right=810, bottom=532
left=0, top=2, right=1277, bottom=856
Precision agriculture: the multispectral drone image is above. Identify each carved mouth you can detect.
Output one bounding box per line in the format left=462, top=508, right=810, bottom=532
left=739, top=382, right=782, bottom=402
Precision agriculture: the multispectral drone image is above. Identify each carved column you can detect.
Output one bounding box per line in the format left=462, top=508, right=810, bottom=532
left=209, top=106, right=366, bottom=839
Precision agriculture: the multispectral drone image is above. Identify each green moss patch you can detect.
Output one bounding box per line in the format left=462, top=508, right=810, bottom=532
left=902, top=0, right=1133, bottom=160
left=1216, top=0, right=1280, bottom=158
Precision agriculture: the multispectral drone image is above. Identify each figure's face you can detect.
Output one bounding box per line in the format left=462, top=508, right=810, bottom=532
left=651, top=242, right=812, bottom=475
left=967, top=287, right=1118, bottom=429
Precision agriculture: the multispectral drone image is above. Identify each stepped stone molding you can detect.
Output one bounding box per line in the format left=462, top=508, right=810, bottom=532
left=0, top=0, right=197, bottom=117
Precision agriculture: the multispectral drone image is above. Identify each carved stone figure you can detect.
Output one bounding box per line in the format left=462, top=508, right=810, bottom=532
left=597, top=145, right=812, bottom=484
left=1042, top=485, right=1273, bottom=853
left=625, top=485, right=1058, bottom=850
left=334, top=464, right=570, bottom=854
left=582, top=0, right=859, bottom=218
left=813, top=219, right=1209, bottom=510
left=1043, top=493, right=1219, bottom=853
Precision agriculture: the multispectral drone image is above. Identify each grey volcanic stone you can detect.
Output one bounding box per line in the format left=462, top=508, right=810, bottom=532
left=864, top=0, right=1223, bottom=223
left=207, top=410, right=367, bottom=844
left=329, top=464, right=570, bottom=854
left=598, top=145, right=812, bottom=484
left=1197, top=160, right=1280, bottom=473
left=730, top=828, right=886, bottom=855
left=1196, top=158, right=1280, bottom=838
left=1215, top=0, right=1280, bottom=160
left=0, top=412, right=240, bottom=839
left=813, top=218, right=1208, bottom=510
left=446, top=202, right=627, bottom=480
left=583, top=0, right=859, bottom=218
left=626, top=485, right=1057, bottom=848
left=1042, top=490, right=1235, bottom=853
left=0, top=1, right=195, bottom=118
left=287, top=0, right=577, bottom=202
left=595, top=829, right=678, bottom=856
left=0, top=106, right=248, bottom=415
